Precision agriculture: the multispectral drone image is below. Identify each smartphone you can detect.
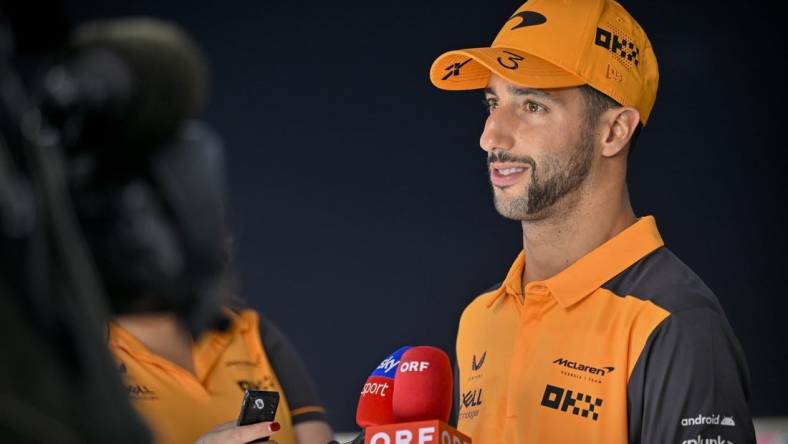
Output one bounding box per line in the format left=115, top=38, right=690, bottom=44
left=237, top=390, right=280, bottom=442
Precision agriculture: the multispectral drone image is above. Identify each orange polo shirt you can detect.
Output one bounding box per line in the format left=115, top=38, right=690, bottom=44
left=109, top=310, right=324, bottom=444
left=454, top=216, right=754, bottom=443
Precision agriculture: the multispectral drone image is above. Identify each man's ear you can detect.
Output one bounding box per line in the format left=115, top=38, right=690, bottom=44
left=599, top=106, right=641, bottom=158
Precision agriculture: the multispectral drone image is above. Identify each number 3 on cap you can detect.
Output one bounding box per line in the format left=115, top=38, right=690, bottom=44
left=497, top=50, right=524, bottom=70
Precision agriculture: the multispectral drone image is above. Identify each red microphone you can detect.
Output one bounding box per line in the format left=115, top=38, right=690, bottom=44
left=392, top=346, right=453, bottom=423
left=363, top=346, right=471, bottom=444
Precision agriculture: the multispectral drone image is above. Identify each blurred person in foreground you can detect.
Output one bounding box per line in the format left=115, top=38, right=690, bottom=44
left=46, top=16, right=334, bottom=444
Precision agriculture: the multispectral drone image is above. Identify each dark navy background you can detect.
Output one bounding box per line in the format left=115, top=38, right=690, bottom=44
left=61, top=0, right=786, bottom=430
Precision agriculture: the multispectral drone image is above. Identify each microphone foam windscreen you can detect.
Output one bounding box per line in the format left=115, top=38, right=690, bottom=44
left=392, top=346, right=453, bottom=423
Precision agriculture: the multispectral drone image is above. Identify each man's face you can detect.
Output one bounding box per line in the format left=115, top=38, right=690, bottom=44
left=481, top=74, right=596, bottom=221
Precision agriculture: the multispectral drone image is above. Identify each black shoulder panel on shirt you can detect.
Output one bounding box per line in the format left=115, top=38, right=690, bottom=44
left=625, top=308, right=756, bottom=443
left=602, top=246, right=723, bottom=315
left=602, top=247, right=755, bottom=443
left=259, top=315, right=327, bottom=425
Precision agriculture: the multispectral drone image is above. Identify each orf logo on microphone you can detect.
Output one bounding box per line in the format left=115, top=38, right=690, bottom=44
left=365, top=420, right=471, bottom=444
left=399, top=361, right=430, bottom=373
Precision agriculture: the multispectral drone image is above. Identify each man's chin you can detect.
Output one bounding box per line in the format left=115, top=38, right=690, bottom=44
left=493, top=196, right=550, bottom=222
left=494, top=197, right=527, bottom=221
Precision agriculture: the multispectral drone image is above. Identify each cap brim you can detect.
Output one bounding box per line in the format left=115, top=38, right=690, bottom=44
left=430, top=47, right=585, bottom=91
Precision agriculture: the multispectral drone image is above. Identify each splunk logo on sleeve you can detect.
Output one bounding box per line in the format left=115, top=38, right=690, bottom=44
left=681, top=436, right=734, bottom=444
left=540, top=384, right=604, bottom=421
left=594, top=27, right=641, bottom=68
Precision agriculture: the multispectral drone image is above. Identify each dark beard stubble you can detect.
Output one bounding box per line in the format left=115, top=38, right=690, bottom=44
left=488, top=125, right=595, bottom=221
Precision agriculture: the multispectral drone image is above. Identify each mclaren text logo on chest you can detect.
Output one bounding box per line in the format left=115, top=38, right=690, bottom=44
left=553, top=357, right=614, bottom=381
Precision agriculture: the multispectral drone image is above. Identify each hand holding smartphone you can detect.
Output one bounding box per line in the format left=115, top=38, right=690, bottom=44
left=237, top=390, right=280, bottom=442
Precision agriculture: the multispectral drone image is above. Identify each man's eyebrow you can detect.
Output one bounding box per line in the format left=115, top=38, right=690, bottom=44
left=509, top=86, right=552, bottom=98
left=483, top=86, right=554, bottom=100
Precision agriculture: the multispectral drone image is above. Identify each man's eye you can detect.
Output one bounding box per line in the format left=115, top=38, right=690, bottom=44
left=525, top=102, right=543, bottom=113
left=483, top=98, right=498, bottom=112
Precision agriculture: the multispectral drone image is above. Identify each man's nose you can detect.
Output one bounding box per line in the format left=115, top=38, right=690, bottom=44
left=480, top=110, right=515, bottom=154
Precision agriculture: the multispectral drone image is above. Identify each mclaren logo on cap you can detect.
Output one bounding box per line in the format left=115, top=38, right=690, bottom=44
left=509, top=10, right=547, bottom=30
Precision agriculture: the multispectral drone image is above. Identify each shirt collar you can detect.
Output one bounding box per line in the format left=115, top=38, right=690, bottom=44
left=489, top=216, right=664, bottom=309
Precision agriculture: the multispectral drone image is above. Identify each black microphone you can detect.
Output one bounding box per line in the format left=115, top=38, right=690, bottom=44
left=41, top=17, right=208, bottom=160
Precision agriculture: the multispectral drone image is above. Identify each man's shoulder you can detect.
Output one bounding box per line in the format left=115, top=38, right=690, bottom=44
left=603, top=246, right=725, bottom=316
left=463, top=282, right=502, bottom=308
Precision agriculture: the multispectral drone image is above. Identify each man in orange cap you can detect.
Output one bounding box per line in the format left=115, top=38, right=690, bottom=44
left=430, top=1, right=755, bottom=442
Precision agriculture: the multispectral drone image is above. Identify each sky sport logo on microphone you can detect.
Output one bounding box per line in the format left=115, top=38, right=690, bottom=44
left=357, top=346, right=413, bottom=428
left=373, top=346, right=412, bottom=378
left=377, top=356, right=401, bottom=374
left=362, top=346, right=412, bottom=399
left=361, top=381, right=391, bottom=397
left=361, top=346, right=413, bottom=401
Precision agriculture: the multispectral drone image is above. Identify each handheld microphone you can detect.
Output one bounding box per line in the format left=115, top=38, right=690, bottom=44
left=356, top=346, right=411, bottom=429
left=392, top=346, right=453, bottom=423
left=363, top=346, right=471, bottom=444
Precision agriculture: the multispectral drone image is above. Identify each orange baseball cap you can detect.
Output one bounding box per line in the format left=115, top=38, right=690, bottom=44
left=430, top=0, right=659, bottom=124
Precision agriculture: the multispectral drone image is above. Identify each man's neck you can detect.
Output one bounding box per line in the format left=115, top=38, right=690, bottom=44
left=114, top=312, right=196, bottom=374
left=521, top=188, right=636, bottom=285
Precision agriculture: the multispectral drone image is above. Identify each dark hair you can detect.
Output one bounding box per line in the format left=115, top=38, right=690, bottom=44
left=578, top=85, right=642, bottom=158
